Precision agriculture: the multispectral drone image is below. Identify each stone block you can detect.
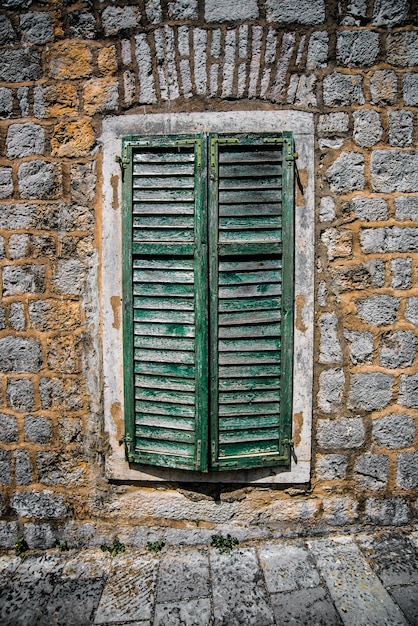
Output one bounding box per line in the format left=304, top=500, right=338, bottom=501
left=10, top=489, right=70, bottom=519
left=395, top=197, right=418, bottom=222
left=59, top=417, right=82, bottom=445
left=265, top=0, right=325, bottom=24
left=361, top=226, right=418, bottom=253
left=23, top=523, right=57, bottom=549
left=317, top=112, right=349, bottom=136
left=0, top=49, right=41, bottom=82
left=51, top=259, right=86, bottom=296
left=145, top=0, right=162, bottom=24
left=9, top=302, right=25, bottom=331
left=316, top=454, right=347, bottom=479
left=388, top=110, right=413, bottom=147
left=0, top=413, right=18, bottom=443
left=323, top=72, right=364, bottom=106
left=356, top=294, right=399, bottom=325
left=321, top=496, right=358, bottom=525
left=168, top=0, right=198, bottom=19
left=319, top=197, right=335, bottom=222
left=24, top=415, right=51, bottom=444
left=405, top=297, right=418, bottom=325
left=403, top=72, right=418, bottom=106
left=0, top=167, right=13, bottom=199
left=6, top=378, right=35, bottom=412
left=373, top=413, right=416, bottom=449
left=391, top=257, right=411, bottom=289
left=47, top=41, right=92, bottom=80
left=355, top=453, right=389, bottom=490
left=42, top=84, right=78, bottom=117
left=17, top=87, right=28, bottom=118
left=36, top=450, right=87, bottom=488
left=349, top=372, right=393, bottom=410
left=83, top=78, right=119, bottom=115
left=0, top=88, right=13, bottom=119
left=319, top=313, right=343, bottom=364
left=135, top=34, right=157, bottom=103
left=46, top=336, right=80, bottom=374
left=365, top=497, right=409, bottom=525
left=20, top=11, right=53, bottom=44
left=337, top=30, right=380, bottom=67
left=370, top=69, right=398, bottom=105
left=321, top=228, right=352, bottom=260
left=338, top=0, right=367, bottom=25
left=101, top=6, right=139, bottom=36
left=344, top=330, right=373, bottom=364
left=260, top=543, right=320, bottom=593
left=372, top=0, right=409, bottom=26
left=399, top=373, right=418, bottom=408
left=0, top=336, right=42, bottom=373
left=15, top=449, right=33, bottom=486
left=69, top=10, right=96, bottom=39
left=317, top=368, right=345, bottom=414
left=0, top=306, right=4, bottom=329
left=28, top=299, right=81, bottom=332
left=2, top=265, right=45, bottom=296
left=98, top=46, right=117, bottom=76
left=8, top=233, right=30, bottom=259
left=157, top=547, right=209, bottom=602
left=306, top=31, right=328, bottom=69
left=353, top=109, right=382, bottom=147
left=205, top=0, right=258, bottom=21
left=331, top=259, right=384, bottom=291
left=51, top=120, right=94, bottom=158
left=326, top=152, right=364, bottom=193
left=0, top=521, right=18, bottom=548
left=343, top=197, right=388, bottom=221
left=39, top=377, right=85, bottom=411
left=0, top=15, right=18, bottom=44
left=387, top=32, right=418, bottom=67
left=155, top=598, right=212, bottom=626
left=396, top=452, right=418, bottom=489
left=317, top=417, right=365, bottom=449
left=0, top=450, right=11, bottom=485
left=18, top=161, right=62, bottom=200
left=270, top=586, right=342, bottom=625
left=379, top=330, right=416, bottom=368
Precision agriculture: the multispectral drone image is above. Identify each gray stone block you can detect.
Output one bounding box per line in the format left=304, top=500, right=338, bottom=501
left=389, top=584, right=418, bottom=626
left=24, top=415, right=51, bottom=444
left=353, top=109, right=382, bottom=147
left=260, top=543, right=320, bottom=593
left=40, top=377, right=84, bottom=411
left=0, top=204, right=34, bottom=230
left=70, top=162, right=96, bottom=204
left=155, top=597, right=211, bottom=626
left=0, top=237, right=4, bottom=260
left=0, top=15, right=18, bottom=44
left=102, top=6, right=139, bottom=36
left=337, top=30, right=380, bottom=67
left=355, top=453, right=389, bottom=490
left=135, top=34, right=157, bottom=103
left=0, top=521, right=19, bottom=549
left=2, top=264, right=45, bottom=295
left=0, top=306, right=4, bottom=329
left=316, top=454, right=347, bottom=479
left=391, top=257, right=411, bottom=289
left=307, top=31, right=328, bottom=69
left=6, top=378, right=35, bottom=412
left=20, top=11, right=53, bottom=44
left=345, top=197, right=388, bottom=221
left=69, top=10, right=96, bottom=39
left=349, top=372, right=393, bottom=410
left=370, top=69, right=398, bottom=105
left=319, top=197, right=335, bottom=222
left=265, top=0, right=325, bottom=24
left=317, top=417, right=365, bottom=449
left=365, top=497, right=409, bottom=525
left=405, top=297, right=418, bottom=325
left=0, top=413, right=18, bottom=443
left=387, top=32, right=418, bottom=66
left=372, top=413, right=416, bottom=449
left=379, top=330, right=416, bottom=368
left=0, top=49, right=41, bottom=82
left=23, top=523, right=57, bottom=550
left=59, top=417, right=82, bottom=445
left=0, top=336, right=42, bottom=373
left=318, top=112, right=349, bottom=135
left=8, top=233, right=30, bottom=259
left=344, top=330, right=373, bottom=364
left=321, top=496, right=358, bottom=525
left=0, top=167, right=12, bottom=199
left=33, top=84, right=44, bottom=119
left=6, top=123, right=45, bottom=158
left=372, top=0, right=409, bottom=26
left=17, top=86, right=29, bottom=117
left=10, top=489, right=70, bottom=519
left=361, top=226, right=418, bottom=253
left=157, top=547, right=209, bottom=602
left=398, top=373, right=418, bottom=408
left=397, top=452, right=418, bottom=489
left=317, top=368, right=345, bottom=414
left=18, top=160, right=62, bottom=200
left=403, top=72, right=418, bottom=106
left=388, top=110, right=413, bottom=147
left=395, top=197, right=418, bottom=221
left=15, top=449, right=33, bottom=486
left=168, top=0, right=198, bottom=19
left=0, top=449, right=11, bottom=485
left=327, top=151, right=365, bottom=193
left=273, top=585, right=344, bottom=625
left=323, top=72, right=364, bottom=106
left=356, top=294, right=399, bottom=325
left=145, top=0, right=162, bottom=23
left=319, top=313, right=343, bottom=364
left=51, top=259, right=86, bottom=296
left=338, top=0, right=367, bottom=25
left=365, top=259, right=385, bottom=287
left=0, top=87, right=13, bottom=119
left=205, top=0, right=258, bottom=20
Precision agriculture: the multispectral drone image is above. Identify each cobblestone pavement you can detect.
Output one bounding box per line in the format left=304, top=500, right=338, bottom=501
left=0, top=529, right=417, bottom=625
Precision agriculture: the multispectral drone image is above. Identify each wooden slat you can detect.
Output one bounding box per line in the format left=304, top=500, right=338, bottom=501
left=133, top=215, right=194, bottom=228
left=219, top=190, right=281, bottom=203
left=219, top=203, right=281, bottom=217
left=219, top=230, right=281, bottom=243
left=218, top=242, right=282, bottom=256
left=133, top=259, right=194, bottom=270
left=136, top=438, right=195, bottom=456
left=219, top=310, right=280, bottom=325
left=219, top=163, right=282, bottom=177
left=219, top=283, right=281, bottom=299
left=133, top=283, right=194, bottom=297
left=136, top=413, right=194, bottom=430
left=218, top=323, right=280, bottom=338
left=133, top=152, right=194, bottom=163
left=219, top=414, right=279, bottom=429
left=133, top=163, right=194, bottom=175
left=219, top=389, right=279, bottom=403
left=135, top=374, right=195, bottom=391
left=133, top=176, right=194, bottom=189
left=135, top=323, right=195, bottom=337
left=218, top=377, right=280, bottom=391
left=134, top=361, right=195, bottom=378
left=135, top=348, right=195, bottom=364
left=133, top=269, right=194, bottom=284
left=133, top=202, right=194, bottom=214
left=219, top=150, right=282, bottom=163
left=219, top=178, right=281, bottom=190
left=218, top=401, right=280, bottom=416
left=137, top=425, right=195, bottom=443
left=219, top=350, right=281, bottom=365
left=218, top=440, right=279, bottom=456
left=219, top=427, right=279, bottom=443
left=133, top=228, right=194, bottom=242
left=218, top=364, right=280, bottom=377
left=219, top=260, right=282, bottom=272
left=218, top=296, right=280, bottom=312
left=136, top=400, right=195, bottom=417
left=219, top=337, right=280, bottom=352
left=136, top=388, right=195, bottom=405
left=132, top=242, right=194, bottom=255
left=134, top=335, right=195, bottom=351
left=133, top=189, right=194, bottom=202
left=134, top=310, right=194, bottom=324
left=219, top=216, right=281, bottom=230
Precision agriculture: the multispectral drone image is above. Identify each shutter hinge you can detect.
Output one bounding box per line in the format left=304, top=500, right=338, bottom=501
left=175, top=138, right=202, bottom=168
left=196, top=439, right=202, bottom=463
left=282, top=438, right=298, bottom=463
left=210, top=138, right=238, bottom=174
left=123, top=433, right=135, bottom=462
left=115, top=154, right=129, bottom=181
left=263, top=137, right=283, bottom=144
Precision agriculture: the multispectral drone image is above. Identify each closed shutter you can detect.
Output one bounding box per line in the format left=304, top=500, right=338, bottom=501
left=208, top=133, right=294, bottom=470
left=122, top=135, right=208, bottom=470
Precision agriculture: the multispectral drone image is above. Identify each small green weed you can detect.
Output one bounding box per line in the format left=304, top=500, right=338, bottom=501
left=211, top=533, right=239, bottom=554
left=14, top=536, right=29, bottom=558
left=146, top=540, right=165, bottom=553
left=100, top=538, right=125, bottom=557
left=57, top=541, right=69, bottom=552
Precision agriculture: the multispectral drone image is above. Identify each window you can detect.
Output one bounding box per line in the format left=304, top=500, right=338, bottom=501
left=101, top=111, right=314, bottom=484
left=121, top=132, right=295, bottom=471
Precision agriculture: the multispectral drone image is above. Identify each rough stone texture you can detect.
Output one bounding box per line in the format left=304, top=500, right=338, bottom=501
left=69, top=10, right=96, bottom=39
left=15, top=449, right=33, bottom=485
left=339, top=0, right=367, bottom=26
left=2, top=265, right=45, bottom=296
left=317, top=417, right=365, bottom=449
left=337, top=31, right=379, bottom=67
left=24, top=415, right=51, bottom=444
left=51, top=259, right=86, bottom=296
left=398, top=374, right=418, bottom=409
left=370, top=70, right=398, bottom=105
left=372, top=413, right=416, bottom=449
left=387, top=32, right=418, bottom=67
left=0, top=413, right=18, bottom=443
left=18, top=160, right=62, bottom=200
left=0, top=49, right=41, bottom=82
left=361, top=227, right=418, bottom=253
left=316, top=454, right=347, bottom=479
left=319, top=313, right=343, bottom=364
left=355, top=453, right=389, bottom=490
left=379, top=330, right=416, bottom=368
left=321, top=496, right=358, bottom=526
left=318, top=112, right=349, bottom=135
left=344, top=330, right=373, bottom=364
left=0, top=336, right=42, bottom=373
left=83, top=78, right=119, bottom=115
left=365, top=498, right=410, bottom=526
left=0, top=15, right=17, bottom=44
left=319, top=197, right=335, bottom=222
left=344, top=197, right=388, bottom=222
left=356, top=295, right=399, bottom=326
left=20, top=11, right=53, bottom=44
left=405, top=297, right=418, bottom=325
left=353, top=109, right=382, bottom=147
left=0, top=450, right=11, bottom=485
left=39, top=377, right=85, bottom=411
left=0, top=87, right=13, bottom=119
left=168, top=0, right=198, bottom=19
left=51, top=120, right=94, bottom=158
left=388, top=110, right=413, bottom=147
left=391, top=257, right=411, bottom=289
left=396, top=452, right=418, bottom=489
left=205, top=0, right=258, bottom=21
left=323, top=72, right=364, bottom=106
left=0, top=167, right=12, bottom=199
left=403, top=72, right=418, bottom=106
left=395, top=197, right=418, bottom=222
left=10, top=490, right=70, bottom=519
left=28, top=299, right=82, bottom=332
left=317, top=368, right=345, bottom=414
left=372, top=0, right=409, bottom=26
left=306, top=31, right=328, bottom=69
left=321, top=228, right=352, bottom=260
left=6, top=378, right=35, bottom=412
left=326, top=152, right=364, bottom=193
left=265, top=0, right=325, bottom=24
left=48, top=41, right=92, bottom=80
left=102, top=6, right=139, bottom=36
left=349, top=373, right=393, bottom=411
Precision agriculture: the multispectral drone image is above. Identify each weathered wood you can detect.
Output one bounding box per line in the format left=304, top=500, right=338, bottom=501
left=218, top=376, right=280, bottom=391
left=135, top=374, right=195, bottom=391
left=219, top=178, right=282, bottom=190
left=133, top=176, right=194, bottom=189
left=134, top=361, right=195, bottom=378
left=134, top=348, right=195, bottom=364
left=218, top=323, right=280, bottom=338
left=219, top=427, right=279, bottom=443
left=133, top=269, right=194, bottom=284
left=137, top=425, right=195, bottom=443
left=218, top=350, right=281, bottom=365
left=219, top=189, right=281, bottom=203
left=219, top=203, right=282, bottom=217
left=218, top=296, right=281, bottom=312
left=134, top=258, right=195, bottom=270
left=134, top=308, right=195, bottom=323
left=219, top=283, right=281, bottom=299
left=133, top=163, right=194, bottom=175
left=219, top=230, right=282, bottom=243
left=218, top=242, right=282, bottom=256
left=134, top=335, right=195, bottom=351
left=135, top=322, right=195, bottom=337
left=219, top=259, right=281, bottom=272
left=133, top=228, right=194, bottom=242
left=136, top=400, right=196, bottom=417
left=132, top=242, right=194, bottom=255
left=219, top=414, right=278, bottom=429
left=219, top=337, right=280, bottom=352
left=133, top=202, right=194, bottom=214
left=136, top=413, right=195, bottom=429
left=219, top=216, right=281, bottom=230
left=219, top=309, right=281, bottom=325
left=133, top=188, right=194, bottom=202
left=135, top=388, right=195, bottom=405
left=219, top=440, right=279, bottom=456
left=133, top=282, right=194, bottom=297
left=218, top=364, right=280, bottom=377
left=219, top=163, right=282, bottom=177
left=136, top=438, right=195, bottom=456
left=218, top=389, right=279, bottom=404
left=219, top=150, right=282, bottom=163
left=133, top=152, right=194, bottom=163
left=133, top=215, right=194, bottom=228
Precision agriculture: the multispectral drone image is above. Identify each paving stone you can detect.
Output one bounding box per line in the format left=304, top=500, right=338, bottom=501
left=168, top=0, right=198, bottom=19
left=319, top=197, right=336, bottom=222
left=6, top=378, right=35, bottom=412
left=156, top=547, right=209, bottom=602
left=398, top=374, right=418, bottom=409
left=357, top=533, right=418, bottom=587
left=387, top=583, right=418, bottom=626
left=0, top=87, right=13, bottom=119
left=37, top=577, right=106, bottom=626
left=309, top=538, right=408, bottom=625
left=154, top=598, right=212, bottom=626
left=0, top=167, right=12, bottom=199
left=371, top=151, right=418, bottom=192
left=211, top=547, right=274, bottom=625
left=321, top=496, right=359, bottom=526
left=405, top=297, right=418, bottom=325
left=306, top=31, right=328, bottom=69
left=93, top=552, right=159, bottom=624
left=62, top=548, right=112, bottom=580
left=259, top=543, right=320, bottom=593
left=270, top=586, right=342, bottom=626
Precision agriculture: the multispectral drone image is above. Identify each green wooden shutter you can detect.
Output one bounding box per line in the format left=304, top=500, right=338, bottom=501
left=122, top=135, right=208, bottom=471
left=208, top=133, right=294, bottom=470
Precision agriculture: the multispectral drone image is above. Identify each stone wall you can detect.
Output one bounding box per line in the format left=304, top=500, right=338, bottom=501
left=0, top=0, right=417, bottom=548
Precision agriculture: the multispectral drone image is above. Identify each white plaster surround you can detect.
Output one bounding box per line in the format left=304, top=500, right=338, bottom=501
left=100, top=111, right=315, bottom=483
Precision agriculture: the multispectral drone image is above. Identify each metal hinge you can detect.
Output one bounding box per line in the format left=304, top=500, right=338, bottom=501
left=282, top=438, right=298, bottom=463
left=123, top=433, right=135, bottom=462
left=210, top=138, right=238, bottom=173
left=263, top=137, right=284, bottom=144
left=175, top=138, right=202, bottom=168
